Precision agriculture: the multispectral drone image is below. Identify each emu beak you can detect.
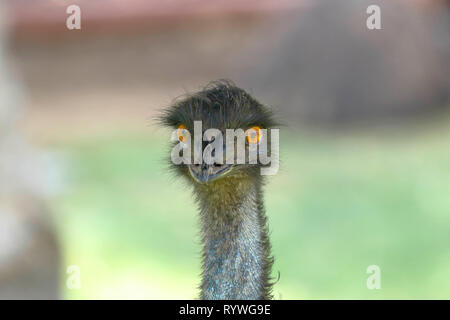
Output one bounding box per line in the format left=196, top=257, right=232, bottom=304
left=188, top=163, right=234, bottom=184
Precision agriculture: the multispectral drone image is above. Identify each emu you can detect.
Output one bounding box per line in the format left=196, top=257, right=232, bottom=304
left=160, top=81, right=278, bottom=300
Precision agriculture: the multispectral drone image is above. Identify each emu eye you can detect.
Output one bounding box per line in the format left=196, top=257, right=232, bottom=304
left=246, top=126, right=262, bottom=145
left=177, top=124, right=189, bottom=142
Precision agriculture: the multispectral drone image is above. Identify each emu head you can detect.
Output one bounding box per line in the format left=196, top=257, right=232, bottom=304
left=159, top=81, right=278, bottom=187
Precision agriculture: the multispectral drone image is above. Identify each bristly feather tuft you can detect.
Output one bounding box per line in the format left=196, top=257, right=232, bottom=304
left=158, top=80, right=278, bottom=131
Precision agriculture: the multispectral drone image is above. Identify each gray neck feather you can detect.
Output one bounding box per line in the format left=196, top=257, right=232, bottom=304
left=196, top=182, right=271, bottom=300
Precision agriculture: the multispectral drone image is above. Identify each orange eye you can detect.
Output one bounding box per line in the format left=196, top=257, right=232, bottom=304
left=177, top=124, right=188, bottom=142
left=247, top=126, right=262, bottom=145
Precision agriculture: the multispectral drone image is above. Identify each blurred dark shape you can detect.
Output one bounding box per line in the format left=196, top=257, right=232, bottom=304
left=241, top=0, right=450, bottom=125
left=0, top=5, right=60, bottom=299
left=0, top=197, right=60, bottom=299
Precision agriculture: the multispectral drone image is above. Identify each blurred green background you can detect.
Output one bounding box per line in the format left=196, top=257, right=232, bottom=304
left=47, top=114, right=450, bottom=299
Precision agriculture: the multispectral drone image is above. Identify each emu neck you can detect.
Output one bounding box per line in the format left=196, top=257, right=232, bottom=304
left=195, top=178, right=272, bottom=300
